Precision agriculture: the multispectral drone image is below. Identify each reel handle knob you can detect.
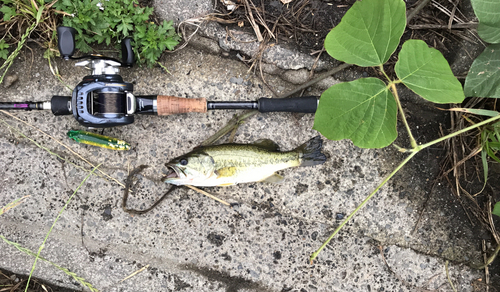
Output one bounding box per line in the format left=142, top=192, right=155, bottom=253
left=121, top=38, right=134, bottom=67
left=57, top=26, right=76, bottom=60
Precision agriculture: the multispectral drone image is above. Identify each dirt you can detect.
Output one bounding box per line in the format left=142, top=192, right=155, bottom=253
left=215, top=0, right=354, bottom=53
left=0, top=268, right=76, bottom=292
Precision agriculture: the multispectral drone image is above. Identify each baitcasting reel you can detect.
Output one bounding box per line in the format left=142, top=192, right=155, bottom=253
left=50, top=26, right=154, bottom=127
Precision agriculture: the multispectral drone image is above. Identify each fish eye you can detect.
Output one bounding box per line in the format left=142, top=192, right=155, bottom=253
left=180, top=158, right=188, bottom=166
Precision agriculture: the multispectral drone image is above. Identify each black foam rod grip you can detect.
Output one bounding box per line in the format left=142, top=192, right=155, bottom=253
left=121, top=38, right=134, bottom=67
left=57, top=27, right=76, bottom=60
left=258, top=96, right=318, bottom=113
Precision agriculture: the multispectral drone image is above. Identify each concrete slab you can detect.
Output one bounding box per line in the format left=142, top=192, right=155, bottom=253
left=0, top=1, right=488, bottom=291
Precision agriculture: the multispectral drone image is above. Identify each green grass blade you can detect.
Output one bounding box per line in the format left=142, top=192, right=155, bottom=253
left=0, top=235, right=99, bottom=292
left=448, top=108, right=500, bottom=117
left=0, top=196, right=30, bottom=215
left=24, top=164, right=101, bottom=291
left=487, top=146, right=500, bottom=163
left=481, top=146, right=488, bottom=185
left=488, top=141, right=500, bottom=150
left=35, top=5, right=44, bottom=24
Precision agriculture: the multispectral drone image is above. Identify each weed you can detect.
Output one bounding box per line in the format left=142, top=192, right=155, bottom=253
left=53, top=0, right=180, bottom=67
left=310, top=0, right=500, bottom=263
left=0, top=0, right=61, bottom=83
left=0, top=40, right=9, bottom=60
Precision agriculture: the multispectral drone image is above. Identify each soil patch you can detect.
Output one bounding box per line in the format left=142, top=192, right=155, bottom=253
left=215, top=0, right=354, bottom=53
left=0, top=268, right=77, bottom=292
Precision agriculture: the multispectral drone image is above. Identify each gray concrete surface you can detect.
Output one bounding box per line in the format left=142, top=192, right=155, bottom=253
left=0, top=1, right=488, bottom=292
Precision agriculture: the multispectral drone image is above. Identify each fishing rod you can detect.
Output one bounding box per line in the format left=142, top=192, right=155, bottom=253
left=0, top=27, right=318, bottom=128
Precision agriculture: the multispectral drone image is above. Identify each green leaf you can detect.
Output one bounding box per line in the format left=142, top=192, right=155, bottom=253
left=0, top=5, right=16, bottom=21
left=162, top=37, right=179, bottom=51
left=464, top=44, right=500, bottom=98
left=313, top=78, right=397, bottom=148
left=470, top=0, right=500, bottom=43
left=395, top=40, right=465, bottom=104
left=0, top=40, right=8, bottom=50
left=493, top=202, right=500, bottom=217
left=324, top=0, right=406, bottom=67
left=0, top=49, right=8, bottom=60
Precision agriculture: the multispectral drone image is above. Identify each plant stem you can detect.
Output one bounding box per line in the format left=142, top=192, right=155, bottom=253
left=418, top=114, right=500, bottom=151
left=311, top=113, right=500, bottom=262
left=472, top=241, right=500, bottom=270
left=310, top=151, right=418, bottom=262
left=378, top=65, right=392, bottom=84
left=445, top=261, right=458, bottom=292
left=390, top=82, right=418, bottom=149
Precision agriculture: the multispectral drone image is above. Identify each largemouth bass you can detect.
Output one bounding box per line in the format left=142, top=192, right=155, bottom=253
left=163, top=136, right=326, bottom=187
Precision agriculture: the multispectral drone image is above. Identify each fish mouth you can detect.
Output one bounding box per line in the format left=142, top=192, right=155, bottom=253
left=164, top=165, right=180, bottom=179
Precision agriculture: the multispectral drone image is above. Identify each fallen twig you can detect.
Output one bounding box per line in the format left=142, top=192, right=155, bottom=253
left=243, top=0, right=263, bottom=42
left=278, top=63, right=351, bottom=99
left=409, top=23, right=478, bottom=30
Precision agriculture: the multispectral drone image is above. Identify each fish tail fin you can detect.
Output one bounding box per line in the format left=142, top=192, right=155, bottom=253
left=295, top=136, right=327, bottom=166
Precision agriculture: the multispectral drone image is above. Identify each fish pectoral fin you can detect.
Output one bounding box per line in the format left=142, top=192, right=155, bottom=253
left=215, top=166, right=237, bottom=178
left=252, top=139, right=280, bottom=151
left=217, top=182, right=235, bottom=186
left=260, top=173, right=284, bottom=183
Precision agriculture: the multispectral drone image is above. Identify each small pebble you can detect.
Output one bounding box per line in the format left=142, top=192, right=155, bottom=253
left=229, top=77, right=243, bottom=85
left=3, top=74, right=18, bottom=88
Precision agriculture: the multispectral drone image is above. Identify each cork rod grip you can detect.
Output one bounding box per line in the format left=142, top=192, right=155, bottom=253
left=156, top=95, right=207, bottom=116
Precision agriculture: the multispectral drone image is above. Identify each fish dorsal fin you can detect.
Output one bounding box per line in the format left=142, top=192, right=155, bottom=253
left=215, top=166, right=237, bottom=178
left=253, top=139, right=279, bottom=151
left=261, top=173, right=284, bottom=183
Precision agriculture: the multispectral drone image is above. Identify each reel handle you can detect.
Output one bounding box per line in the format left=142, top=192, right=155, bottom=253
left=57, top=26, right=76, bottom=60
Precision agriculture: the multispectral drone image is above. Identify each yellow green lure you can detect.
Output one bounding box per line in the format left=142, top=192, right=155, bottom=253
left=67, top=130, right=130, bottom=150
